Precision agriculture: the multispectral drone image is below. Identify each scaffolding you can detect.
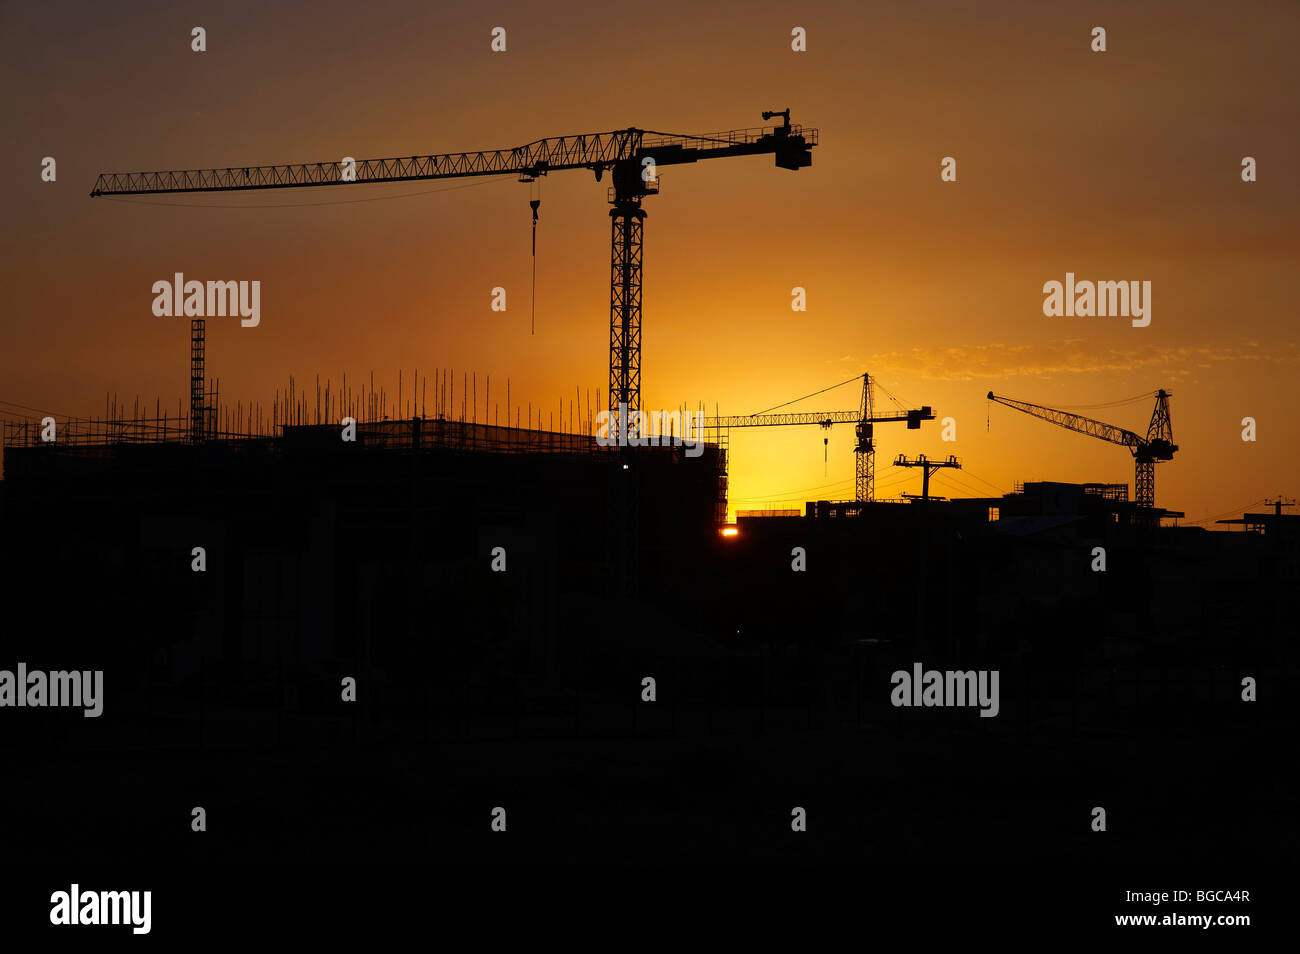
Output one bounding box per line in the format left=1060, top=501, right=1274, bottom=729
left=3, top=414, right=726, bottom=466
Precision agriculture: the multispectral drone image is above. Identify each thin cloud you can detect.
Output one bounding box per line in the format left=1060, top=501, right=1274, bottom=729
left=866, top=341, right=1300, bottom=381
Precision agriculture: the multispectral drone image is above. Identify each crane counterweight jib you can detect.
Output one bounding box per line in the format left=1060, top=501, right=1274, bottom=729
left=906, top=406, right=932, bottom=428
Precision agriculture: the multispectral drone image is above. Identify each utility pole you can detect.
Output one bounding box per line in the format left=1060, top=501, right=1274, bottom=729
left=894, top=453, right=961, bottom=503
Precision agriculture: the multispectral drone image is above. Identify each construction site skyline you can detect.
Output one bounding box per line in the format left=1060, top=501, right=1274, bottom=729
left=2, top=0, right=1295, bottom=928
left=0, top=363, right=1287, bottom=527
left=3, top=0, right=1297, bottom=526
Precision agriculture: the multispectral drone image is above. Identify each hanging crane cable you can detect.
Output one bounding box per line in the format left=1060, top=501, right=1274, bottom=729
left=529, top=181, right=541, bottom=336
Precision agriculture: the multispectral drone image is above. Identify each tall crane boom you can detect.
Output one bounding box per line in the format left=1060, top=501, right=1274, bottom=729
left=89, top=124, right=816, bottom=196
left=987, top=389, right=1177, bottom=513
left=90, top=112, right=818, bottom=425
left=984, top=394, right=1144, bottom=452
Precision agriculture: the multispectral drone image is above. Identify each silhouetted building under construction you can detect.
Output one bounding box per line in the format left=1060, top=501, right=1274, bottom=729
left=1, top=422, right=1293, bottom=706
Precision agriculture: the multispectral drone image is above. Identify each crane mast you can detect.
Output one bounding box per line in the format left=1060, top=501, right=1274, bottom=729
left=857, top=372, right=875, bottom=501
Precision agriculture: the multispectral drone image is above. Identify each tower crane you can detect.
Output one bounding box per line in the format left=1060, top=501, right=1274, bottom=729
left=704, top=373, right=933, bottom=503
left=986, top=390, right=1177, bottom=512
left=90, top=111, right=818, bottom=436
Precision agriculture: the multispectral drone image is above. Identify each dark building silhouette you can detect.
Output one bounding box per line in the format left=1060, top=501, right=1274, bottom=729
left=1, top=424, right=1294, bottom=864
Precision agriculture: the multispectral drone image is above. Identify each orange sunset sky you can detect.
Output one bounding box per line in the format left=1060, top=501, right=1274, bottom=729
left=2, top=0, right=1297, bottom=523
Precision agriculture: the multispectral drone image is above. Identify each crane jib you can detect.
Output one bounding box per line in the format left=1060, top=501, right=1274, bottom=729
left=90, top=122, right=817, bottom=196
